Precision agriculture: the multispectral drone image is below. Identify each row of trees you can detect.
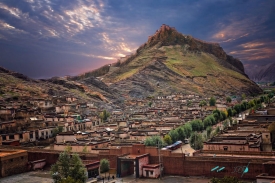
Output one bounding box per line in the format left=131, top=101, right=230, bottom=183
left=145, top=92, right=275, bottom=150
left=145, top=109, right=223, bottom=150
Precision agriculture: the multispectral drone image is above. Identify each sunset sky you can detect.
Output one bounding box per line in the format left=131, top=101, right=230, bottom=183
left=0, top=0, right=274, bottom=78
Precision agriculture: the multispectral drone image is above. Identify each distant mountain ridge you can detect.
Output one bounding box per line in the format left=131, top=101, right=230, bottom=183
left=72, top=24, right=262, bottom=99
left=245, top=63, right=275, bottom=82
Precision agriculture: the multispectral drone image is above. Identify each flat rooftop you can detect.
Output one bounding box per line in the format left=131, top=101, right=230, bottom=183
left=0, top=149, right=27, bottom=158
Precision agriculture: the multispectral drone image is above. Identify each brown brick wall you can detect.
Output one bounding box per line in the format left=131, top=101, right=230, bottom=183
left=150, top=155, right=266, bottom=179
left=26, top=147, right=271, bottom=179
left=0, top=154, right=28, bottom=177
left=28, top=151, right=59, bottom=166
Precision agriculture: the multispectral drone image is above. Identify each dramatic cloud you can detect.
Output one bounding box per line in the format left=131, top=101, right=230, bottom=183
left=0, top=0, right=274, bottom=78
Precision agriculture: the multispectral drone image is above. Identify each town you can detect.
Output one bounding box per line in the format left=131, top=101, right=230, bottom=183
left=1, top=89, right=275, bottom=182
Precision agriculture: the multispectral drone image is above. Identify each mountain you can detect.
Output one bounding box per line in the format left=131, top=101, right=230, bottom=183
left=73, top=24, right=262, bottom=99
left=245, top=63, right=275, bottom=83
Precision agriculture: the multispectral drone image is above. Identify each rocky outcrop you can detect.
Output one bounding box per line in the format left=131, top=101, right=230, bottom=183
left=137, top=24, right=245, bottom=73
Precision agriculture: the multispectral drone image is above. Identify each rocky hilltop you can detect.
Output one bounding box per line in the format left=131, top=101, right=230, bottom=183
left=245, top=63, right=275, bottom=83
left=73, top=24, right=262, bottom=99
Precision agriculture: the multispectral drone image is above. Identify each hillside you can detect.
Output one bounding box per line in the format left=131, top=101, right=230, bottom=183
left=245, top=63, right=275, bottom=83
left=74, top=25, right=262, bottom=98
left=0, top=66, right=108, bottom=104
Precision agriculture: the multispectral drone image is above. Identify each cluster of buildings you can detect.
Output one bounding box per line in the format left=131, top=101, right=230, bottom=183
left=0, top=95, right=100, bottom=146
left=203, top=108, right=275, bottom=153
left=0, top=92, right=275, bottom=182
left=0, top=93, right=231, bottom=150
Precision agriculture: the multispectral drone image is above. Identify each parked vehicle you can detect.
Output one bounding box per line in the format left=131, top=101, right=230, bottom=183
left=165, top=140, right=182, bottom=150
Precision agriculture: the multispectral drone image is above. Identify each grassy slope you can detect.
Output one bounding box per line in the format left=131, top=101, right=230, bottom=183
left=104, top=45, right=161, bottom=83
left=161, top=45, right=253, bottom=94
left=163, top=45, right=247, bottom=79
left=0, top=73, right=44, bottom=97
left=102, top=44, right=257, bottom=96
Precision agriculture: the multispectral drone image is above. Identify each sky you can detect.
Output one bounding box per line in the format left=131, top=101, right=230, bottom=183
left=0, top=0, right=274, bottom=78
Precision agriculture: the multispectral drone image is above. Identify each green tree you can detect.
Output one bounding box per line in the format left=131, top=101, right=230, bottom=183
left=187, top=100, right=192, bottom=107
left=82, top=145, right=89, bottom=153
left=52, top=128, right=59, bottom=137
left=100, top=159, right=110, bottom=178
left=215, top=127, right=220, bottom=134
left=190, top=132, right=203, bottom=150
left=268, top=92, right=274, bottom=100
left=52, top=126, right=64, bottom=137
left=227, top=108, right=233, bottom=117
left=220, top=111, right=227, bottom=121
left=248, top=100, right=255, bottom=108
left=148, top=101, right=153, bottom=107
left=191, top=119, right=204, bottom=132
left=203, top=117, right=212, bottom=129
left=183, top=124, right=192, bottom=138
left=208, top=115, right=216, bottom=125
left=241, top=93, right=246, bottom=100
left=233, top=104, right=241, bottom=114
left=51, top=151, right=87, bottom=183
left=199, top=100, right=207, bottom=107
left=223, top=120, right=229, bottom=129
left=144, top=136, right=165, bottom=147
left=65, top=145, right=72, bottom=152
left=206, top=126, right=212, bottom=138
left=163, top=134, right=172, bottom=145
left=176, top=127, right=186, bottom=141
left=144, top=137, right=154, bottom=146
left=99, top=110, right=110, bottom=122
left=169, top=130, right=179, bottom=143
left=213, top=110, right=222, bottom=122
left=226, top=96, right=232, bottom=103
left=209, top=97, right=216, bottom=106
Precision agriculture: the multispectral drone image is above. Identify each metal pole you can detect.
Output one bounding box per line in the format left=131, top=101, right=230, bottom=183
left=158, top=141, right=162, bottom=179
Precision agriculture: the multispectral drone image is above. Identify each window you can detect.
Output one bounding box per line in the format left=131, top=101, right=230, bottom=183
left=30, top=133, right=33, bottom=138
left=223, top=146, right=228, bottom=151
left=150, top=171, right=153, bottom=175
left=9, top=135, right=14, bottom=139
left=19, top=134, right=23, bottom=139
left=2, top=136, right=6, bottom=140
left=10, top=159, right=13, bottom=162
left=21, top=156, right=24, bottom=160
